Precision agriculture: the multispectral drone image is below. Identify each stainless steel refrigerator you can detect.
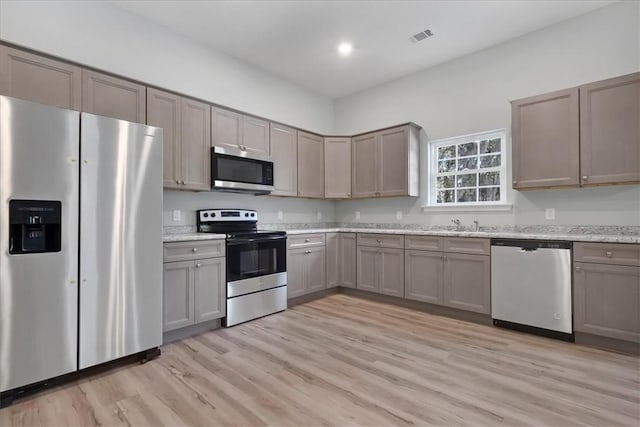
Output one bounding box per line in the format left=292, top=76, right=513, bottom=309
left=0, top=96, right=163, bottom=397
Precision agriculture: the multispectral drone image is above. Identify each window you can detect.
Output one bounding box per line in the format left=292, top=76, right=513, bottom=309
left=428, top=129, right=506, bottom=206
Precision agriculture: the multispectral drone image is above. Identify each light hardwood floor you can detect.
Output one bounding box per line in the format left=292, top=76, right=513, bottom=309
left=1, top=294, right=639, bottom=426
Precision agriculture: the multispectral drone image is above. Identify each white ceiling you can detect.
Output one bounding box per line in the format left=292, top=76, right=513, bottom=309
left=114, top=0, right=615, bottom=99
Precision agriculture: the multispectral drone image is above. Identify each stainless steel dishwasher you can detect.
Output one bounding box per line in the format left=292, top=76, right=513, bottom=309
left=491, top=239, right=573, bottom=340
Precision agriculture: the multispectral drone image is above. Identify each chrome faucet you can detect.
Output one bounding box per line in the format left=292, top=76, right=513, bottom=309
left=451, top=218, right=462, bottom=231
left=473, top=220, right=480, bottom=232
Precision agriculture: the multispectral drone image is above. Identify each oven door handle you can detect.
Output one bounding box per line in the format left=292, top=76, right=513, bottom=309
left=227, top=235, right=287, bottom=245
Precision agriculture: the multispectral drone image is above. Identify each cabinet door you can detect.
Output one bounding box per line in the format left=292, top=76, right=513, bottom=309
left=443, top=253, right=490, bottom=314
left=297, top=131, right=325, bottom=198
left=194, top=257, right=226, bottom=323
left=0, top=45, right=81, bottom=110
left=324, top=137, right=351, bottom=198
left=212, top=107, right=242, bottom=150
left=580, top=73, right=640, bottom=185
left=405, top=250, right=443, bottom=304
left=511, top=88, right=580, bottom=189
left=81, top=70, right=146, bottom=123
left=326, top=233, right=340, bottom=288
left=181, top=97, right=211, bottom=191
left=378, top=126, right=409, bottom=197
left=574, top=262, right=640, bottom=343
left=287, top=248, right=307, bottom=298
left=270, top=123, right=298, bottom=196
left=351, top=132, right=378, bottom=198
left=306, top=246, right=326, bottom=293
left=147, top=88, right=181, bottom=189
left=339, top=233, right=357, bottom=288
left=163, top=261, right=195, bottom=332
left=379, top=248, right=404, bottom=298
left=243, top=116, right=270, bottom=155
left=357, top=246, right=379, bottom=293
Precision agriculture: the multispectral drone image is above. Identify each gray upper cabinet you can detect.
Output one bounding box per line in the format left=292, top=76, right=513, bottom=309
left=352, top=124, right=419, bottom=198
left=180, top=97, right=211, bottom=191
left=580, top=73, right=640, bottom=186
left=212, top=107, right=269, bottom=156
left=270, top=123, right=298, bottom=196
left=297, top=131, right=325, bottom=198
left=243, top=116, right=270, bottom=155
left=147, top=88, right=211, bottom=191
left=81, top=69, right=146, bottom=123
left=443, top=252, right=491, bottom=314
left=193, top=257, right=226, bottom=323
left=511, top=88, right=580, bottom=189
left=324, top=137, right=352, bottom=199
left=351, top=132, right=378, bottom=198
left=147, top=88, right=181, bottom=190
left=0, top=45, right=82, bottom=110
left=212, top=107, right=242, bottom=150
left=405, top=249, right=443, bottom=304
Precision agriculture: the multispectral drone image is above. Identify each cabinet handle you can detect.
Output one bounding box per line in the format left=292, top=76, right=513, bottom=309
left=512, top=180, right=517, bottom=185
left=575, top=266, right=581, bottom=272
left=192, top=248, right=198, bottom=253
left=376, top=239, right=381, bottom=243
left=304, top=239, right=310, bottom=243
left=176, top=179, right=180, bottom=184
left=305, top=250, right=311, bottom=254
left=605, top=251, right=613, bottom=258
left=443, top=255, right=448, bottom=260
left=582, top=176, right=588, bottom=181
left=195, top=263, right=202, bottom=268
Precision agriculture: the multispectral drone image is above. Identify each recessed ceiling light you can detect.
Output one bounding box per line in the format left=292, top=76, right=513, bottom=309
left=337, top=42, right=353, bottom=56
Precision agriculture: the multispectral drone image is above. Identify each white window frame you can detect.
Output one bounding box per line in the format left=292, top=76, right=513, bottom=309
left=427, top=129, right=507, bottom=207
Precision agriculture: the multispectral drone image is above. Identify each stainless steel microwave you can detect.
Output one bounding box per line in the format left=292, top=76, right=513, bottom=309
left=211, top=146, right=274, bottom=194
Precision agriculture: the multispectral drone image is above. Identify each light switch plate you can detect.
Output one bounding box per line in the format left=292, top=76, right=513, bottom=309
left=396, top=211, right=403, bottom=220
left=355, top=211, right=361, bottom=220
left=172, top=209, right=181, bottom=222
left=545, top=208, right=555, bottom=220
left=277, top=211, right=284, bottom=220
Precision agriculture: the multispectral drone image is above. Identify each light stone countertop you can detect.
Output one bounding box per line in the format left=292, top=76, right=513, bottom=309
left=283, top=228, right=639, bottom=244
left=162, top=233, right=226, bottom=242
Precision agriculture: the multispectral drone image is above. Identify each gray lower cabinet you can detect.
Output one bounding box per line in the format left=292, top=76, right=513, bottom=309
left=287, top=245, right=326, bottom=298
left=405, top=249, right=443, bottom=304
left=327, top=232, right=356, bottom=289
left=356, top=245, right=404, bottom=297
left=443, top=252, right=491, bottom=314
left=163, top=252, right=226, bottom=332
left=574, top=262, right=640, bottom=343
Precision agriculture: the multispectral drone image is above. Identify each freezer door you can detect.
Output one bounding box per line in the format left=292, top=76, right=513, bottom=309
left=0, top=96, right=79, bottom=392
left=79, top=113, right=163, bottom=369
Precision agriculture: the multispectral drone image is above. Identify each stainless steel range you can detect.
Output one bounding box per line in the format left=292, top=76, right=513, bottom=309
left=197, top=209, right=287, bottom=326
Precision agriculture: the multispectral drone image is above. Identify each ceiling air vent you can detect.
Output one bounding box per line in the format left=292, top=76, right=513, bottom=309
left=410, top=29, right=434, bottom=43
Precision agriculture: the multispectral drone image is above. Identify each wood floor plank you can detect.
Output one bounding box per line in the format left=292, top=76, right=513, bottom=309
left=1, top=293, right=638, bottom=426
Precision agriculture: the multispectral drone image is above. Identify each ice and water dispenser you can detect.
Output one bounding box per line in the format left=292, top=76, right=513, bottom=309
left=9, top=200, right=62, bottom=254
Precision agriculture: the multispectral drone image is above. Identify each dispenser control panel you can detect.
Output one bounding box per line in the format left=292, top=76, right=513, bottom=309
left=9, top=200, right=62, bottom=254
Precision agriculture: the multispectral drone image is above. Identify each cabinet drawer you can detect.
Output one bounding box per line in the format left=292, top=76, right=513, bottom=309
left=288, top=233, right=325, bottom=248
left=443, top=237, right=490, bottom=255
left=163, top=240, right=225, bottom=262
left=357, top=233, right=404, bottom=249
left=405, top=235, right=443, bottom=251
left=574, top=242, right=640, bottom=266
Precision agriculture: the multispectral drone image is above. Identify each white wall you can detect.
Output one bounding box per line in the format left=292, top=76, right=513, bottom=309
left=334, top=1, right=640, bottom=227
left=0, top=0, right=337, bottom=226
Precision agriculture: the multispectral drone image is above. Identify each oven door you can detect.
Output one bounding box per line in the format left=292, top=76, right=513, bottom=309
left=226, top=236, right=286, bottom=297
left=211, top=146, right=274, bottom=194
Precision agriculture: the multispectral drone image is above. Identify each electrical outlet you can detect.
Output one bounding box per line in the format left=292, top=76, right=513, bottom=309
left=172, top=209, right=181, bottom=222
left=317, top=211, right=322, bottom=220
left=355, top=211, right=361, bottom=220
left=277, top=211, right=284, bottom=220
left=396, top=211, right=403, bottom=220
left=545, top=208, right=555, bottom=220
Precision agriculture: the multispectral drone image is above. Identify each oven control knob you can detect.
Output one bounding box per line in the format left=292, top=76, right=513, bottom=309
left=245, top=213, right=249, bottom=217
left=251, top=213, right=255, bottom=217
left=203, top=213, right=209, bottom=218
left=211, top=213, right=216, bottom=217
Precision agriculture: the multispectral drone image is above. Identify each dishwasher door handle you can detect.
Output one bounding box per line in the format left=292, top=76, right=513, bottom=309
left=520, top=247, right=538, bottom=252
